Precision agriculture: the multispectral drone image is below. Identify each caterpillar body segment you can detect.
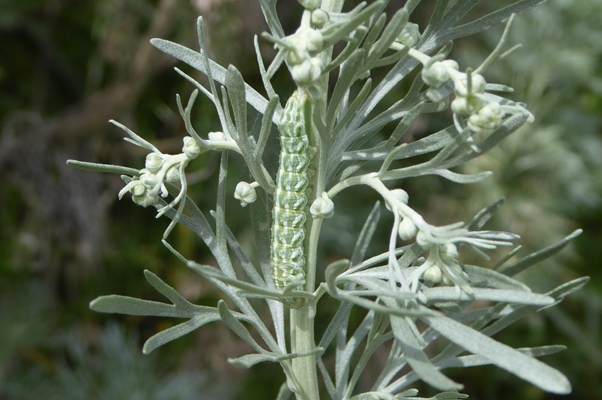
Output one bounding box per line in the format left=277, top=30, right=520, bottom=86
left=271, top=89, right=313, bottom=308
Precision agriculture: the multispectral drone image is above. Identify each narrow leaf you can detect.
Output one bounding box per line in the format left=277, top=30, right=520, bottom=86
left=421, top=287, right=552, bottom=306
left=462, top=264, right=530, bottom=292
left=467, top=198, right=505, bottom=231
left=143, top=313, right=220, bottom=354
left=321, top=1, right=386, bottom=49
left=437, top=346, right=566, bottom=369
left=150, top=38, right=273, bottom=119
left=367, top=9, right=408, bottom=64
left=249, top=187, right=273, bottom=275
left=391, top=316, right=462, bottom=391
left=90, top=295, right=191, bottom=318
left=226, top=65, right=248, bottom=136
left=500, top=230, right=582, bottom=277
left=255, top=95, right=279, bottom=160
left=350, top=202, right=381, bottom=267
left=422, top=314, right=572, bottom=394
left=144, top=270, right=196, bottom=313
left=431, top=169, right=492, bottom=184
left=228, top=353, right=277, bottom=368
left=66, top=160, right=139, bottom=176
left=318, top=301, right=354, bottom=349
left=217, top=300, right=265, bottom=353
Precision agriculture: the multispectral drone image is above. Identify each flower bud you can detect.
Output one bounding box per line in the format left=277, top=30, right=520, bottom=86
left=234, top=181, right=257, bottom=207
left=440, top=242, right=459, bottom=262
left=416, top=230, right=430, bottom=247
left=130, top=182, right=159, bottom=208
left=208, top=131, right=227, bottom=141
left=422, top=60, right=458, bottom=88
left=182, top=136, right=202, bottom=159
left=396, top=22, right=420, bottom=47
left=467, top=102, right=503, bottom=132
left=454, top=73, right=486, bottom=97
left=145, top=153, right=163, bottom=173
left=385, top=189, right=409, bottom=211
left=165, top=165, right=180, bottom=183
left=310, top=192, right=334, bottom=219
left=298, top=0, right=321, bottom=11
left=302, top=28, right=324, bottom=53
left=311, top=9, right=329, bottom=29
left=130, top=181, right=147, bottom=197
left=451, top=93, right=486, bottom=116
left=133, top=193, right=159, bottom=208
left=292, top=57, right=323, bottom=85
left=286, top=46, right=307, bottom=66
left=423, top=264, right=442, bottom=284
left=398, top=218, right=418, bottom=240
left=140, top=172, right=159, bottom=188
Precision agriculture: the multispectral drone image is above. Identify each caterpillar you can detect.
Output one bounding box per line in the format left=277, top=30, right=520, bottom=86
left=271, top=89, right=312, bottom=308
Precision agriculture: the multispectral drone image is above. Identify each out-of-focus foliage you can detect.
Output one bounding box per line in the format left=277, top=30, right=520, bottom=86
left=3, top=324, right=235, bottom=400
left=0, top=0, right=262, bottom=398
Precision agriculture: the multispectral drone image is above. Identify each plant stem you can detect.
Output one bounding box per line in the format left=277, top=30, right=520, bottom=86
left=291, top=306, right=319, bottom=400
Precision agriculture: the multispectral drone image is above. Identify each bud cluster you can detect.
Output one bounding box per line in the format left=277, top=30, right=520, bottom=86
left=420, top=242, right=466, bottom=287
left=263, top=0, right=331, bottom=86
left=420, top=59, right=507, bottom=134
left=285, top=25, right=325, bottom=86
left=119, top=136, right=202, bottom=209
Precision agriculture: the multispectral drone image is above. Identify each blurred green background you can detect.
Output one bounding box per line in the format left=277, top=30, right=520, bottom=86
left=0, top=0, right=600, bottom=399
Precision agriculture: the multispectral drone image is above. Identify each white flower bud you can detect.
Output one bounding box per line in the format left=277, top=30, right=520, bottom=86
left=140, top=171, right=159, bottom=188
left=451, top=93, right=486, bottom=116
left=291, top=57, right=323, bottom=85
left=416, top=230, right=430, bottom=247
left=130, top=182, right=159, bottom=208
left=398, top=218, right=418, bottom=240
left=130, top=181, right=147, bottom=197
left=234, top=181, right=257, bottom=207
left=423, top=264, right=442, bottom=284
left=454, top=73, right=487, bottom=97
left=396, top=22, right=421, bottom=47
left=440, top=242, right=459, bottom=262
left=310, top=192, right=334, bottom=219
left=422, top=60, right=458, bottom=88
left=286, top=46, right=307, bottom=66
left=301, top=28, right=324, bottom=53
left=165, top=165, right=180, bottom=183
left=385, top=189, right=409, bottom=211
left=208, top=131, right=227, bottom=141
left=467, top=102, right=503, bottom=132
left=298, top=0, right=321, bottom=11
left=145, top=153, right=163, bottom=173
left=311, top=9, right=329, bottom=29
left=133, top=192, right=159, bottom=208
left=182, top=136, right=202, bottom=159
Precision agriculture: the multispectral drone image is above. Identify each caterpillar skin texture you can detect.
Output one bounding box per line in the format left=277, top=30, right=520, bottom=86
left=271, top=90, right=311, bottom=307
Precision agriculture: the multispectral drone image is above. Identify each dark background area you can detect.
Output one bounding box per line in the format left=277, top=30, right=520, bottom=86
left=0, top=0, right=601, bottom=399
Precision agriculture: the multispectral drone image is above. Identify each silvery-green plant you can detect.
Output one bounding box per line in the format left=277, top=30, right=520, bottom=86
left=68, top=0, right=588, bottom=398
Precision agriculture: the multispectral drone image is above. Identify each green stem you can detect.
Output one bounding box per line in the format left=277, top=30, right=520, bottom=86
left=289, top=4, right=347, bottom=398
left=291, top=306, right=319, bottom=400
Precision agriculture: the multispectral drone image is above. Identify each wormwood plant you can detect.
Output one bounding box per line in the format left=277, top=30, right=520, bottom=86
left=68, top=0, right=588, bottom=398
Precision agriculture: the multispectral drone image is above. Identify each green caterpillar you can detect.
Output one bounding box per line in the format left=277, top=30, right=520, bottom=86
left=271, top=89, right=312, bottom=308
